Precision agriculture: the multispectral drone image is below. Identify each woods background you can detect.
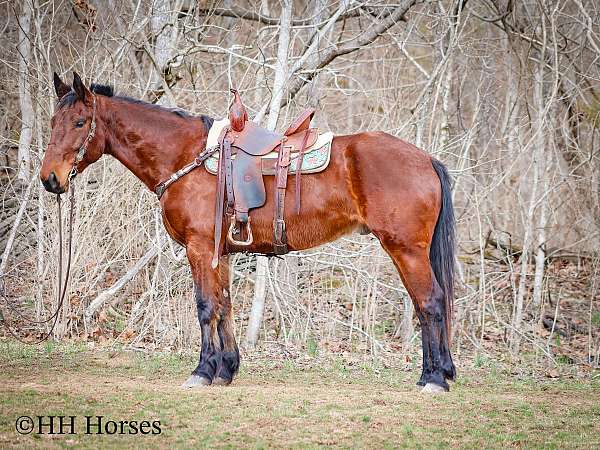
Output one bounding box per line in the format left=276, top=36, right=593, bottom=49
left=1, top=0, right=599, bottom=371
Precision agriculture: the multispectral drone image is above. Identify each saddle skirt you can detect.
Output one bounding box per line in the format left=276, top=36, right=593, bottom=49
left=204, top=118, right=333, bottom=176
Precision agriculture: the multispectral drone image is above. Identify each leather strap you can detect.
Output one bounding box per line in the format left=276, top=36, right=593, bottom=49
left=211, top=128, right=231, bottom=269
left=224, top=137, right=234, bottom=216
left=154, top=144, right=219, bottom=199
left=294, top=129, right=311, bottom=215
left=273, top=139, right=290, bottom=255
left=283, top=108, right=315, bottom=136
left=212, top=140, right=227, bottom=268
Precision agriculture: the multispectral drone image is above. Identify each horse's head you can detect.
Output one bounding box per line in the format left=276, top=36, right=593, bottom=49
left=41, top=72, right=106, bottom=194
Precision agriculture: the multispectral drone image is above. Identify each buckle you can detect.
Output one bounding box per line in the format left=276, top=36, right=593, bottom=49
left=155, top=183, right=166, bottom=199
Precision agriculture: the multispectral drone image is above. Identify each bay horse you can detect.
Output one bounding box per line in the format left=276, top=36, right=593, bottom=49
left=41, top=73, right=456, bottom=392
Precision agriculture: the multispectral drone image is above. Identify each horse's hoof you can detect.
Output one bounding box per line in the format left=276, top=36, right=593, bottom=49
left=212, top=377, right=232, bottom=386
left=181, top=374, right=211, bottom=388
left=420, top=382, right=448, bottom=394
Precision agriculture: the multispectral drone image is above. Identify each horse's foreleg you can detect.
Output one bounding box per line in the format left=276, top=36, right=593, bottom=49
left=183, top=247, right=240, bottom=388
left=213, top=258, right=240, bottom=385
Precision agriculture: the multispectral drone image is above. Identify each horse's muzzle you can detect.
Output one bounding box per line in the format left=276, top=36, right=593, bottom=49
left=41, top=171, right=65, bottom=194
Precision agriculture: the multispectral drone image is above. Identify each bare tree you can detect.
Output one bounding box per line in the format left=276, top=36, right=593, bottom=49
left=16, top=0, right=34, bottom=183
left=245, top=0, right=293, bottom=348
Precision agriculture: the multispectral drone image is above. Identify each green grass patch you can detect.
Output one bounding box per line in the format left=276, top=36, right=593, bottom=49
left=0, top=340, right=599, bottom=449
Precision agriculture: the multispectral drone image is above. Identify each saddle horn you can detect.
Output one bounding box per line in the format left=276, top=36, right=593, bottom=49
left=229, top=88, right=248, bottom=132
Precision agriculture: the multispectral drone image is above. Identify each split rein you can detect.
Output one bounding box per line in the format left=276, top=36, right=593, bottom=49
left=1, top=96, right=96, bottom=344
left=1, top=186, right=77, bottom=345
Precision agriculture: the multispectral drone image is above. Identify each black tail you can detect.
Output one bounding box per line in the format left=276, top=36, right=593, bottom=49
left=430, top=158, right=456, bottom=341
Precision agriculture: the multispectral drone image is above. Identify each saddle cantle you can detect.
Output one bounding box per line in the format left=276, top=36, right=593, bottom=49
left=210, top=90, right=324, bottom=267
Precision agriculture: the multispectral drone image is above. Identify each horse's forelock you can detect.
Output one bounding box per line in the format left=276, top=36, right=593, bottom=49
left=55, top=83, right=114, bottom=110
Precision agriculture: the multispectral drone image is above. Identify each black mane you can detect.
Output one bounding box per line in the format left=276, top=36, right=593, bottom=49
left=91, top=83, right=114, bottom=97
left=56, top=82, right=213, bottom=128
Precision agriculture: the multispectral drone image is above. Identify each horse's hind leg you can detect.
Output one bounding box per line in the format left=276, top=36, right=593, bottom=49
left=183, top=246, right=240, bottom=388
left=380, top=242, right=455, bottom=392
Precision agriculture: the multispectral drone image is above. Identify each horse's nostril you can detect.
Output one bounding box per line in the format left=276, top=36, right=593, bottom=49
left=42, top=171, right=65, bottom=194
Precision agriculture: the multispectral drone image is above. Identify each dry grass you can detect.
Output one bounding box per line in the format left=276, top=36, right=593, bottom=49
left=0, top=341, right=599, bottom=449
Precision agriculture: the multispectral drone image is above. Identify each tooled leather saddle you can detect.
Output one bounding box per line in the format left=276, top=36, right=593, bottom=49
left=211, top=89, right=318, bottom=267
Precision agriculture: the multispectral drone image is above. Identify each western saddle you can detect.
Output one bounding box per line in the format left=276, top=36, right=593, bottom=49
left=211, top=89, right=318, bottom=267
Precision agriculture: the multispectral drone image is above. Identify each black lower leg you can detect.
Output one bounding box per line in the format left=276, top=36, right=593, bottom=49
left=438, top=319, right=456, bottom=381
left=193, top=321, right=222, bottom=381
left=418, top=284, right=456, bottom=390
left=215, top=319, right=240, bottom=383
left=416, top=312, right=433, bottom=386
left=192, top=286, right=222, bottom=382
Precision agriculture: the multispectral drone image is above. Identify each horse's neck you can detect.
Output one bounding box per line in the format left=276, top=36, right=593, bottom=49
left=103, top=100, right=204, bottom=191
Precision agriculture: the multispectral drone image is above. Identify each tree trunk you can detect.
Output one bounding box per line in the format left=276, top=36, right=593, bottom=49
left=149, top=0, right=177, bottom=106
left=17, top=0, right=34, bottom=183
left=511, top=44, right=547, bottom=353
left=244, top=0, right=293, bottom=349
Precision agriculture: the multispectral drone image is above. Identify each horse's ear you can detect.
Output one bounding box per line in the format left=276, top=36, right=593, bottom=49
left=53, top=72, right=70, bottom=99
left=72, top=71, right=91, bottom=103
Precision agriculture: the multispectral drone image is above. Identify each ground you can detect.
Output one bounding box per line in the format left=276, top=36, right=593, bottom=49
left=0, top=341, right=599, bottom=449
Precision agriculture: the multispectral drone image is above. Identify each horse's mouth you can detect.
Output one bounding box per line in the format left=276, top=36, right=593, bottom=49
left=41, top=171, right=66, bottom=194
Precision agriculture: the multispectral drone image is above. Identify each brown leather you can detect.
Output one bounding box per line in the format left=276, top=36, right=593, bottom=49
left=273, top=141, right=290, bottom=254
left=229, top=89, right=247, bottom=132
left=228, top=127, right=317, bottom=159
left=283, top=128, right=318, bottom=151
left=214, top=91, right=320, bottom=256
left=232, top=146, right=268, bottom=223
left=229, top=121, right=283, bottom=156
left=224, top=136, right=234, bottom=216
left=283, top=108, right=315, bottom=136
left=294, top=130, right=311, bottom=215
left=212, top=134, right=230, bottom=268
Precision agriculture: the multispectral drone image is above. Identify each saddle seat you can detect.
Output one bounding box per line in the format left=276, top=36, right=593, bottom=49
left=225, top=119, right=317, bottom=230
left=226, top=119, right=318, bottom=157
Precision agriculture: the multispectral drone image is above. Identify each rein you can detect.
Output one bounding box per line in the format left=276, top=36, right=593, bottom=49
left=0, top=95, right=96, bottom=344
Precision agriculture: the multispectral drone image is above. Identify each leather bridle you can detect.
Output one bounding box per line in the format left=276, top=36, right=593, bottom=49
left=71, top=93, right=97, bottom=178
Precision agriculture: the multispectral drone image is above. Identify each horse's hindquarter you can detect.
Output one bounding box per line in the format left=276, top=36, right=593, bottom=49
left=344, top=131, right=441, bottom=246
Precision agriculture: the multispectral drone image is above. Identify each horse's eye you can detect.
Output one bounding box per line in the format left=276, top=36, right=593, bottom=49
left=75, top=119, right=85, bottom=128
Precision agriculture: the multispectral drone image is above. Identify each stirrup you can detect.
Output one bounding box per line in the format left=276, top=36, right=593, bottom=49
left=227, top=216, right=253, bottom=246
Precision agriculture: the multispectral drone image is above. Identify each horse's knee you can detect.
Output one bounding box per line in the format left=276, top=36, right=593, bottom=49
left=195, top=285, right=218, bottom=325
